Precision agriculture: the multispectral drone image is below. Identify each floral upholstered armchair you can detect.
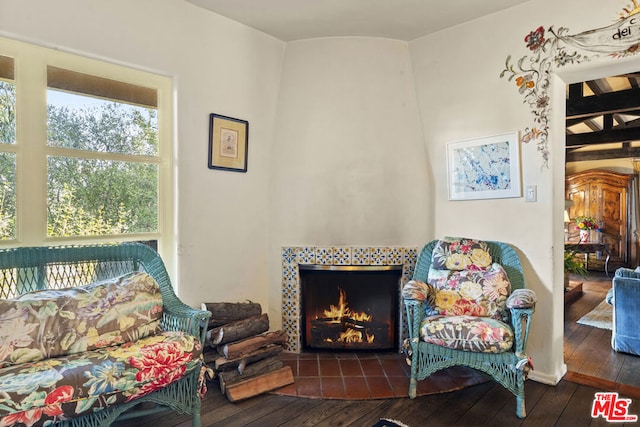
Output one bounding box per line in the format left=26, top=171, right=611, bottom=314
left=402, top=238, right=536, bottom=418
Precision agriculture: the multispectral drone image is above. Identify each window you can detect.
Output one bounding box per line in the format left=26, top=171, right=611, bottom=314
left=0, top=37, right=173, bottom=257
left=46, top=68, right=159, bottom=237
left=0, top=54, right=16, bottom=240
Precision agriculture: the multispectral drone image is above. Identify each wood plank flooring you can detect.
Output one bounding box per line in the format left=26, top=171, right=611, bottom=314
left=113, top=378, right=625, bottom=427
left=564, top=272, right=640, bottom=389
left=112, top=273, right=640, bottom=426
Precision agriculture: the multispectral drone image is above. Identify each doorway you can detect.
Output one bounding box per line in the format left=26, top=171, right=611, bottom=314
left=562, top=67, right=640, bottom=390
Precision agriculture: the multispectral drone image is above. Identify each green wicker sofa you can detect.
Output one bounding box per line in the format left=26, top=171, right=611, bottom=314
left=402, top=238, right=536, bottom=418
left=0, top=243, right=211, bottom=427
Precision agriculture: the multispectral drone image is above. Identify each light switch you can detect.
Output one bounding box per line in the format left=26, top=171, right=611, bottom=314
left=525, top=185, right=537, bottom=202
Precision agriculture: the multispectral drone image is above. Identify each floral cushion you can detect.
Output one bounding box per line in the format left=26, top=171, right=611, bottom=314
left=401, top=279, right=436, bottom=303
left=0, top=272, right=162, bottom=368
left=427, top=263, right=511, bottom=322
left=431, top=237, right=492, bottom=271
left=420, top=315, right=514, bottom=353
left=506, top=289, right=537, bottom=309
left=0, top=331, right=202, bottom=427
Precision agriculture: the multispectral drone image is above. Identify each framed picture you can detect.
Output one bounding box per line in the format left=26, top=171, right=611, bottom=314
left=447, top=131, right=521, bottom=201
left=208, top=113, right=248, bottom=172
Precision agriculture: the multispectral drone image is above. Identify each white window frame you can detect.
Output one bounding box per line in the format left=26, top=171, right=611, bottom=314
left=0, top=37, right=174, bottom=269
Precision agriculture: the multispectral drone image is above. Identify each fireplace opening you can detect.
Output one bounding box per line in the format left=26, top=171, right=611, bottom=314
left=300, top=265, right=402, bottom=352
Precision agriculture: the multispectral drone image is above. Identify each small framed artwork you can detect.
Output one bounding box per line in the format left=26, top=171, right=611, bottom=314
left=208, top=113, right=249, bottom=172
left=447, top=131, right=521, bottom=201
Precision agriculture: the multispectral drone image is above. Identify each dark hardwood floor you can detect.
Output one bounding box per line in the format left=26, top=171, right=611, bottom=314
left=113, top=378, right=624, bottom=426
left=112, top=274, right=640, bottom=426
left=564, top=271, right=640, bottom=389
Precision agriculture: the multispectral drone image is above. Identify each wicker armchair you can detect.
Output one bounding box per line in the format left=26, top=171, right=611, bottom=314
left=403, top=239, right=535, bottom=418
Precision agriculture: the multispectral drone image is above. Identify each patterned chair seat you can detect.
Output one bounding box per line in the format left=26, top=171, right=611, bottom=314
left=0, top=331, right=202, bottom=427
left=420, top=315, right=514, bottom=353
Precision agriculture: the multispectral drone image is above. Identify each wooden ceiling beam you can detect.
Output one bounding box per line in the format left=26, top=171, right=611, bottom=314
left=566, top=146, right=640, bottom=162
left=566, top=126, right=640, bottom=146
left=586, top=80, right=604, bottom=95
left=568, top=82, right=584, bottom=100
left=566, top=86, right=640, bottom=118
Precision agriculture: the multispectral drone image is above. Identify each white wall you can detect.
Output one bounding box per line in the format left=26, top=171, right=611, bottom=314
left=3, top=0, right=637, bottom=385
left=0, top=0, right=285, bottom=309
left=268, top=37, right=433, bottom=328
left=409, top=0, right=640, bottom=383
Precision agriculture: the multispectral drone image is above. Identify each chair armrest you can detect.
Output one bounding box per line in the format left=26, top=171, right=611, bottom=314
left=402, top=279, right=436, bottom=303
left=614, top=267, right=640, bottom=279
left=162, top=301, right=212, bottom=344
left=403, top=298, right=426, bottom=342
left=506, top=289, right=536, bottom=356
left=506, top=289, right=537, bottom=309
left=509, top=306, right=534, bottom=356
left=402, top=280, right=436, bottom=343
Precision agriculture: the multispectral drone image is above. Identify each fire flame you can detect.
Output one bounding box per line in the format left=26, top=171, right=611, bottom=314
left=319, top=288, right=375, bottom=344
left=323, top=288, right=372, bottom=322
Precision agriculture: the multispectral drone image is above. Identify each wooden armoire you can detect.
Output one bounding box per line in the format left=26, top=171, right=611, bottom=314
left=565, top=170, right=632, bottom=271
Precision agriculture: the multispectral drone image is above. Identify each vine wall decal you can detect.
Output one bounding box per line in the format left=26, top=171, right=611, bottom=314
left=500, top=1, right=640, bottom=168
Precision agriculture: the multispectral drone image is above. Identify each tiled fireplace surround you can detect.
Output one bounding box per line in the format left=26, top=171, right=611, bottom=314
left=280, top=245, right=418, bottom=353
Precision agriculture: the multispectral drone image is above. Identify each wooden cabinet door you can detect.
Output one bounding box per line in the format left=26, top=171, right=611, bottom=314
left=600, top=181, right=626, bottom=262
left=565, top=170, right=631, bottom=270
left=565, top=180, right=590, bottom=243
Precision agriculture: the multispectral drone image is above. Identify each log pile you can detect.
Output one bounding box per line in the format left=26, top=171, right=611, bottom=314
left=201, top=301, right=294, bottom=402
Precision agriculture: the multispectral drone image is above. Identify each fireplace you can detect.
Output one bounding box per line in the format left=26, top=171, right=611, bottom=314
left=300, top=265, right=402, bottom=351
left=280, top=245, right=418, bottom=353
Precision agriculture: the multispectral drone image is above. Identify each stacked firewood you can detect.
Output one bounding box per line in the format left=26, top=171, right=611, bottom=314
left=201, top=301, right=294, bottom=402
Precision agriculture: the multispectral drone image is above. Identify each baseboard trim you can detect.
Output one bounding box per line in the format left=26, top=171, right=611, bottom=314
left=528, top=363, right=566, bottom=385
left=564, top=371, right=640, bottom=399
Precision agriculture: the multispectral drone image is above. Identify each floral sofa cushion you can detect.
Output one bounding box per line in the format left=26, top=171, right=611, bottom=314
left=431, top=237, right=492, bottom=271
left=0, top=272, right=162, bottom=368
left=420, top=315, right=514, bottom=353
left=0, top=331, right=202, bottom=427
left=427, top=263, right=511, bottom=322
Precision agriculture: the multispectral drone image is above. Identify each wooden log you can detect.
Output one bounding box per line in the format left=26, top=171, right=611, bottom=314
left=224, top=366, right=294, bottom=402
left=214, top=344, right=283, bottom=372
left=218, top=356, right=284, bottom=394
left=203, top=348, right=219, bottom=365
left=201, top=301, right=262, bottom=327
left=221, top=330, right=288, bottom=360
left=207, top=313, right=270, bottom=346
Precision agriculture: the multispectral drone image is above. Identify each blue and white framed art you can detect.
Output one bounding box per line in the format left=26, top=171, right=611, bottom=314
left=447, top=131, right=521, bottom=201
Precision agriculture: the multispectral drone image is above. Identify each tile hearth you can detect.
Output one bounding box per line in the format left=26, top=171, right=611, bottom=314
left=272, top=351, right=490, bottom=399
left=280, top=245, right=418, bottom=353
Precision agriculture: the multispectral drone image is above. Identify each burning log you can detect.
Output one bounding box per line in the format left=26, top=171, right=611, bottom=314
left=342, top=319, right=388, bottom=330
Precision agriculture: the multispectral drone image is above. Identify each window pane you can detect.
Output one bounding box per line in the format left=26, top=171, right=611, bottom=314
left=47, top=157, right=158, bottom=237
left=47, top=89, right=158, bottom=156
left=0, top=152, right=16, bottom=240
left=0, top=54, right=15, bottom=145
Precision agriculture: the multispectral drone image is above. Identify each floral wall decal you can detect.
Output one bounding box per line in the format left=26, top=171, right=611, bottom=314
left=500, top=2, right=640, bottom=168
